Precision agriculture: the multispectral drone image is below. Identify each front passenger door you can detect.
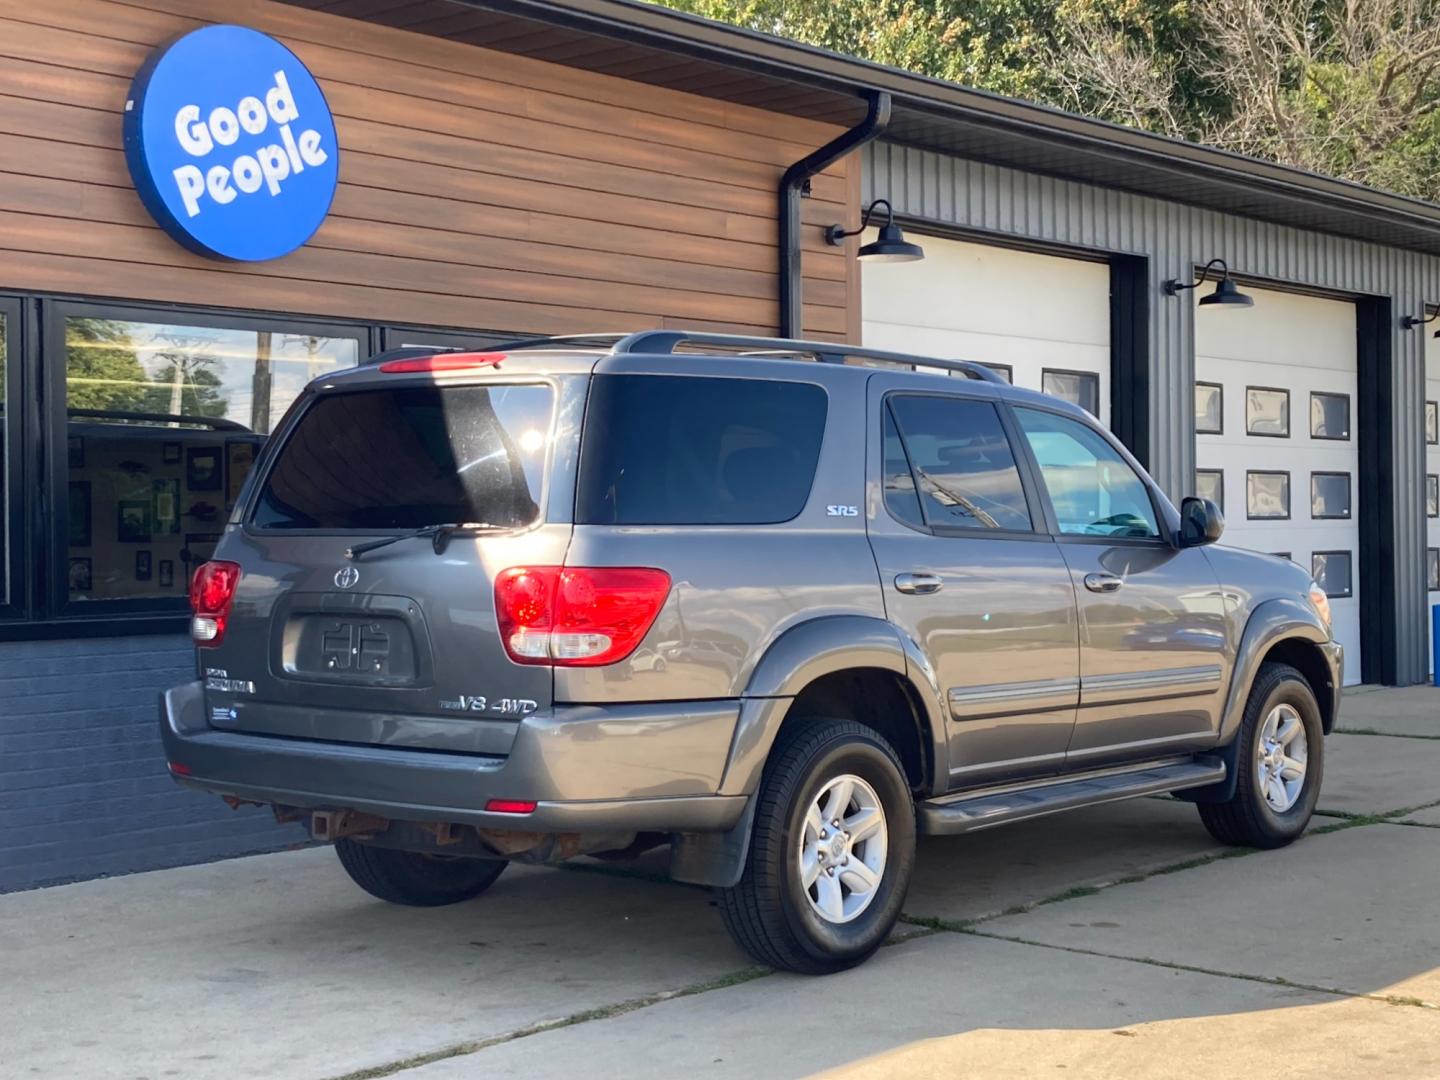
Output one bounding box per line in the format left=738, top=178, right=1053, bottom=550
left=1010, top=406, right=1230, bottom=767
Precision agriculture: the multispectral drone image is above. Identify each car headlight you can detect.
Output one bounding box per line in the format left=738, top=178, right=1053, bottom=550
left=1309, top=582, right=1332, bottom=632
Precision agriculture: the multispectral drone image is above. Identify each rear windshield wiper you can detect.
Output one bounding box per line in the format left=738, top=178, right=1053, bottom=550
left=345, top=522, right=513, bottom=560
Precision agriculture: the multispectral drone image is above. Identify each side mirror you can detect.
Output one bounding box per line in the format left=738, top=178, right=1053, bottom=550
left=1180, top=496, right=1225, bottom=547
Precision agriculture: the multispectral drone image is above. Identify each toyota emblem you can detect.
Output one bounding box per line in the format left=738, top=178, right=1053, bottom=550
left=334, top=565, right=360, bottom=589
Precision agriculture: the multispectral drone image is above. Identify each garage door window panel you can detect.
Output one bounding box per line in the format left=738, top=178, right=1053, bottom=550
left=884, top=395, right=1034, bottom=534
left=1427, top=474, right=1438, bottom=519
left=1246, top=387, right=1291, bottom=437
left=1427, top=401, right=1438, bottom=446
left=1014, top=407, right=1160, bottom=540
left=1429, top=548, right=1439, bottom=592
left=981, top=363, right=1013, bottom=384
left=1312, top=550, right=1353, bottom=599
left=1195, top=382, right=1223, bottom=435
left=1309, top=392, right=1351, bottom=441
left=1041, top=369, right=1100, bottom=418
left=1247, top=471, right=1291, bottom=520
left=1310, top=472, right=1352, bottom=520
left=1195, top=468, right=1224, bottom=512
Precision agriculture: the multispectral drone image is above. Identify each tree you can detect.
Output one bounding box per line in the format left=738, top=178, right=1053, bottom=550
left=64, top=318, right=150, bottom=413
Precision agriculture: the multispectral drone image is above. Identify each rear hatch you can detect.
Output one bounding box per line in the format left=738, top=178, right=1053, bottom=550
left=199, top=368, right=578, bottom=755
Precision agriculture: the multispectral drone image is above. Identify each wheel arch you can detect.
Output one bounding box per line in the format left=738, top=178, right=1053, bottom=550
left=1218, top=598, right=1341, bottom=744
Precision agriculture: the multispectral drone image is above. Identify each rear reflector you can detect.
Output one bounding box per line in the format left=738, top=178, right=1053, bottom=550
left=167, top=761, right=192, bottom=777
left=378, top=352, right=507, bottom=373
left=484, top=799, right=537, bottom=814
left=494, top=566, right=671, bottom=667
left=189, top=560, right=241, bottom=648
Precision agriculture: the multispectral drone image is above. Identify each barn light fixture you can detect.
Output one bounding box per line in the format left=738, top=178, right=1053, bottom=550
left=1400, top=309, right=1439, bottom=333
left=1163, top=258, right=1253, bottom=308
left=825, top=199, right=925, bottom=262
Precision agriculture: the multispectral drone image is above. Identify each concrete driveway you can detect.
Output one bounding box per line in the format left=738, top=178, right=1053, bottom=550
left=3, top=688, right=1437, bottom=1079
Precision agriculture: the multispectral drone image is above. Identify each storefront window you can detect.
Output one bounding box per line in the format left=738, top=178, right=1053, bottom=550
left=63, top=314, right=360, bottom=602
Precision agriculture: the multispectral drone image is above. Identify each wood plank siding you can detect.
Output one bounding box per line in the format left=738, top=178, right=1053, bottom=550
left=0, top=0, right=858, bottom=339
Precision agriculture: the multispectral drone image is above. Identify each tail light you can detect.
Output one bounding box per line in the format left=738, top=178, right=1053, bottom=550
left=495, top=566, right=671, bottom=666
left=189, top=560, right=241, bottom=647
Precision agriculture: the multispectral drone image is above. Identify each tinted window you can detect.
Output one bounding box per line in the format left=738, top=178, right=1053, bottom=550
left=1042, top=369, right=1100, bottom=417
left=1015, top=408, right=1159, bottom=539
left=885, top=396, right=1031, bottom=532
left=882, top=405, right=926, bottom=530
left=1310, top=473, right=1352, bottom=519
left=1312, top=551, right=1352, bottom=598
left=254, top=384, right=551, bottom=530
left=1310, top=392, right=1350, bottom=439
left=576, top=375, right=826, bottom=525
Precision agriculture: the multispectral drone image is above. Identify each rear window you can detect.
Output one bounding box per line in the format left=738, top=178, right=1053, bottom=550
left=576, top=375, right=827, bottom=525
left=252, top=384, right=552, bottom=530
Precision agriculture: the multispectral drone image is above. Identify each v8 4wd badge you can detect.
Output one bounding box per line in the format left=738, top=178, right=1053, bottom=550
left=439, top=695, right=539, bottom=716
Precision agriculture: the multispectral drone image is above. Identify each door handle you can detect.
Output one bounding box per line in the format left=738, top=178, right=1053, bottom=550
left=1084, top=572, right=1123, bottom=593
left=895, top=573, right=943, bottom=595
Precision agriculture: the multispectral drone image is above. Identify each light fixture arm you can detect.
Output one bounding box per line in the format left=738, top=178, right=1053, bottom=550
left=825, top=200, right=895, bottom=246
left=1163, top=258, right=1232, bottom=297
left=1401, top=309, right=1438, bottom=330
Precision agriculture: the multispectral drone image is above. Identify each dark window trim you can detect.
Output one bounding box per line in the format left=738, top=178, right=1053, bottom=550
left=1309, top=470, right=1353, bottom=520
left=1311, top=549, right=1354, bottom=598
left=1272, top=552, right=1293, bottom=561
left=1246, top=469, right=1292, bottom=520
left=1245, top=385, right=1291, bottom=438
left=1308, top=390, right=1352, bottom=441
left=1195, top=467, right=1224, bottom=513
left=1427, top=473, right=1439, bottom=519
left=880, top=389, right=1040, bottom=539
left=1427, top=400, right=1439, bottom=446
left=1195, top=381, right=1224, bottom=435
left=0, top=294, right=26, bottom=622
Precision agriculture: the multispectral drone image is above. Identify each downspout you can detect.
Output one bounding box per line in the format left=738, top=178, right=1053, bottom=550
left=778, top=91, right=891, bottom=338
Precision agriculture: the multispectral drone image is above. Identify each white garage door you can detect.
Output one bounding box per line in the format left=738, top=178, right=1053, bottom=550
left=1425, top=333, right=1440, bottom=674
left=861, top=236, right=1111, bottom=424
left=1194, top=286, right=1362, bottom=684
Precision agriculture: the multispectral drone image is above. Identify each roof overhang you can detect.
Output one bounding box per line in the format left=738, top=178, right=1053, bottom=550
left=293, top=0, right=1440, bottom=256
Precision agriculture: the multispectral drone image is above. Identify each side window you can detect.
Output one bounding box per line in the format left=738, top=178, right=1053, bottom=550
left=884, top=395, right=1032, bottom=533
left=1014, top=407, right=1161, bottom=539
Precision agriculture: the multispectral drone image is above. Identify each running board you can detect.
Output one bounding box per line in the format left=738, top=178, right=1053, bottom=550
left=917, top=758, right=1226, bottom=835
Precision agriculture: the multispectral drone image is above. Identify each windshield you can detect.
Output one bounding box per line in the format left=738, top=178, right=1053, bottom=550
left=251, top=384, right=553, bottom=530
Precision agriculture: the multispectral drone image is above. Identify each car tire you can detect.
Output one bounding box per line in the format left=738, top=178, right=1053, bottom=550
left=1197, top=661, right=1324, bottom=849
left=334, top=839, right=508, bottom=906
left=716, top=718, right=915, bottom=975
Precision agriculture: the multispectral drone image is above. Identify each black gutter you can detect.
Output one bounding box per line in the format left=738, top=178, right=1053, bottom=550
left=779, top=92, right=890, bottom=337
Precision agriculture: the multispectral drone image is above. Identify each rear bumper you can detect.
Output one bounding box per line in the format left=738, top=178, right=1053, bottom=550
left=160, top=681, right=747, bottom=832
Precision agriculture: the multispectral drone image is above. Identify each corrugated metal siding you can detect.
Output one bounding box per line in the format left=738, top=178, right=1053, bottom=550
left=866, top=141, right=1432, bottom=684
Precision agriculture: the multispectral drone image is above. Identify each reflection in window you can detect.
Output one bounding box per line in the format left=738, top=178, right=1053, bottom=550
left=1041, top=369, right=1100, bottom=417
left=1428, top=401, right=1438, bottom=446
left=1428, top=474, right=1438, bottom=519
left=1195, top=468, right=1224, bottom=512
left=1310, top=392, right=1350, bottom=440
left=64, top=316, right=359, bottom=601
left=1246, top=471, right=1290, bottom=519
left=1016, top=407, right=1160, bottom=539
left=1310, top=473, right=1352, bottom=519
left=1195, top=383, right=1223, bottom=434
left=1430, top=548, right=1439, bottom=592
left=1246, top=388, right=1290, bottom=437
left=882, top=406, right=925, bottom=531
left=1312, top=551, right=1353, bottom=599
left=886, top=396, right=1031, bottom=532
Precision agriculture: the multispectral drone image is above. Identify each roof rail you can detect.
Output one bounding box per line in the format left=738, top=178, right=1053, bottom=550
left=610, top=330, right=1008, bottom=384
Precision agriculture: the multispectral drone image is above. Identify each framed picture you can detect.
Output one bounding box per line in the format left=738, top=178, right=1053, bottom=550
left=226, top=439, right=257, bottom=509
left=68, top=557, right=92, bottom=594
left=153, top=478, right=180, bottom=535
left=182, top=533, right=222, bottom=567
left=158, top=560, right=175, bottom=588
left=67, top=481, right=92, bottom=547
left=135, top=550, right=153, bottom=582
left=163, top=441, right=182, bottom=465
left=68, top=435, right=85, bottom=469
left=117, top=499, right=153, bottom=542
left=186, top=445, right=222, bottom=491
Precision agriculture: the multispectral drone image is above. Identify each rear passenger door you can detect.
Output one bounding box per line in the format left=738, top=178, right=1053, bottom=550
left=1009, top=405, right=1230, bottom=766
left=866, top=378, right=1081, bottom=787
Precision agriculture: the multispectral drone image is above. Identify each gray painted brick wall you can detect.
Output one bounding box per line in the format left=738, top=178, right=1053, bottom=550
left=0, top=635, right=304, bottom=892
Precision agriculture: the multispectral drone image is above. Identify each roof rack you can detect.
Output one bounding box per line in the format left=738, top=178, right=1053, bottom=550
left=609, top=330, right=1008, bottom=384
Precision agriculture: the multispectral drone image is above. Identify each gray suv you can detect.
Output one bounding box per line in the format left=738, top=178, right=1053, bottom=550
left=162, top=331, right=1341, bottom=974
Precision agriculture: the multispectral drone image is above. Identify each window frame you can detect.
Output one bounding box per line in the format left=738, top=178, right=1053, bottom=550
left=1008, top=401, right=1170, bottom=547
left=1311, top=549, right=1354, bottom=599
left=0, top=295, right=26, bottom=623
left=1308, top=390, right=1351, bottom=441
left=1194, top=381, right=1224, bottom=435
left=1309, top=471, right=1353, bottom=520
left=1194, top=467, right=1225, bottom=513
left=1040, top=367, right=1101, bottom=417
left=1246, top=469, right=1292, bottom=520
left=38, top=298, right=370, bottom=630
left=1245, top=385, right=1291, bottom=438
left=879, top=390, right=1041, bottom=540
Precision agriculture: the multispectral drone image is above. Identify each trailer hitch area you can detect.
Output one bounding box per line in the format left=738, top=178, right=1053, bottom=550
left=310, top=809, right=390, bottom=842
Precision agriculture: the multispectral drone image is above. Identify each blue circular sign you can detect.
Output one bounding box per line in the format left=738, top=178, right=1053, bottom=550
left=123, top=25, right=339, bottom=262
